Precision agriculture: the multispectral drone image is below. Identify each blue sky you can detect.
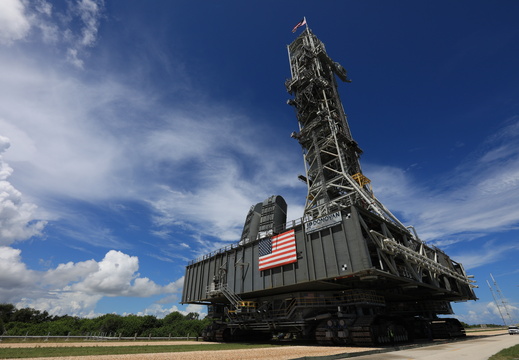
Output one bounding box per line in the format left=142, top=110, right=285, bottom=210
left=0, top=0, right=518, bottom=325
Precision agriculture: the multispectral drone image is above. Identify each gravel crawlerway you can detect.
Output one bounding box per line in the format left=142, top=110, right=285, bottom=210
left=0, top=330, right=507, bottom=360
left=0, top=341, right=380, bottom=360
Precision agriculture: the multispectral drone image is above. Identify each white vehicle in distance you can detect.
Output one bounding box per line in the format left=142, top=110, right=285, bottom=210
left=508, top=325, right=519, bottom=335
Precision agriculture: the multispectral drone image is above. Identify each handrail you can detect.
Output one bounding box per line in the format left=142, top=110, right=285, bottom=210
left=187, top=217, right=305, bottom=265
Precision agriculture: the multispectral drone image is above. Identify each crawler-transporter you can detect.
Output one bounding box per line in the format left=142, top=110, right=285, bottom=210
left=181, top=26, right=477, bottom=346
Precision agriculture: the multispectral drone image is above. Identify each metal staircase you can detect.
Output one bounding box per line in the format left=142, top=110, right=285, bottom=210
left=219, top=284, right=243, bottom=310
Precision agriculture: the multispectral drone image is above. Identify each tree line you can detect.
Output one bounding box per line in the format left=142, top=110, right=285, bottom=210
left=0, top=304, right=211, bottom=337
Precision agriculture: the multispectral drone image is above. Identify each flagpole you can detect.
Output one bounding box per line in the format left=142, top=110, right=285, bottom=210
left=304, top=16, right=308, bottom=30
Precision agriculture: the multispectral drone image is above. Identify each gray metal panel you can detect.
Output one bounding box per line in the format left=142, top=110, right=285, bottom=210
left=182, top=208, right=422, bottom=304
left=345, top=207, right=372, bottom=272
left=183, top=260, right=203, bottom=303
left=242, top=243, right=254, bottom=293
left=258, top=195, right=288, bottom=233
left=322, top=226, right=340, bottom=277
left=309, top=231, right=325, bottom=280
left=240, top=202, right=262, bottom=244
left=331, top=223, right=352, bottom=275
left=227, top=251, right=236, bottom=294
left=296, top=227, right=310, bottom=283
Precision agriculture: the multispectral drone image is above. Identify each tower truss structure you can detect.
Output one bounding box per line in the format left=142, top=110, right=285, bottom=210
left=286, top=28, right=404, bottom=228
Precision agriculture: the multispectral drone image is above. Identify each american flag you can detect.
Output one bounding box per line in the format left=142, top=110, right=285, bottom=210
left=291, top=18, right=307, bottom=33
left=258, top=229, right=297, bottom=271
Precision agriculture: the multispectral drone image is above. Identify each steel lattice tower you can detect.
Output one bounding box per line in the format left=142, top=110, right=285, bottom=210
left=286, top=27, right=404, bottom=227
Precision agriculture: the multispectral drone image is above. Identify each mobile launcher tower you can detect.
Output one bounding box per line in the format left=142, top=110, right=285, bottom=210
left=181, top=27, right=477, bottom=346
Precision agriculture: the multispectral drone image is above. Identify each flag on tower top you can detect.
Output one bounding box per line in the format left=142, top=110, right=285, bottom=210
left=292, top=18, right=307, bottom=33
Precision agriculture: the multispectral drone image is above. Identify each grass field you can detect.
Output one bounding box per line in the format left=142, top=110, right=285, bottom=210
left=0, top=343, right=280, bottom=359
left=488, top=344, right=519, bottom=360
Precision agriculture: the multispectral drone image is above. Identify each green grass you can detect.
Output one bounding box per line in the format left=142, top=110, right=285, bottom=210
left=489, top=344, right=519, bottom=360
left=0, top=343, right=280, bottom=359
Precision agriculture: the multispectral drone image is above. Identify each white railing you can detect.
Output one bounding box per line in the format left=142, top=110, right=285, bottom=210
left=0, top=333, right=199, bottom=342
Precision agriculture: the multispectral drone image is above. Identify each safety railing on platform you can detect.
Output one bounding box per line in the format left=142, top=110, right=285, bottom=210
left=188, top=217, right=305, bottom=265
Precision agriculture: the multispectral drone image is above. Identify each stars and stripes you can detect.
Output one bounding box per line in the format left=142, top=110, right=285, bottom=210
left=292, top=18, right=307, bottom=33
left=258, top=229, right=297, bottom=271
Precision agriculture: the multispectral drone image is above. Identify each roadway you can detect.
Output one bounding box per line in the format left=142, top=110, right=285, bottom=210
left=342, top=334, right=519, bottom=360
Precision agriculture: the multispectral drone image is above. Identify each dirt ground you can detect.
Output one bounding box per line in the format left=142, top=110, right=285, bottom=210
left=0, top=342, right=380, bottom=360
left=0, top=329, right=507, bottom=360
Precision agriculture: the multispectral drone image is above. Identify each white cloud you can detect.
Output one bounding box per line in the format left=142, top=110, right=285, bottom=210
left=0, top=0, right=31, bottom=45
left=32, top=0, right=59, bottom=44
left=64, top=0, right=104, bottom=68
left=0, top=0, right=104, bottom=67
left=453, top=241, right=519, bottom=270
left=43, top=258, right=99, bottom=287
left=0, top=57, right=137, bottom=202
left=75, top=0, right=103, bottom=47
left=17, top=293, right=103, bottom=319
left=367, top=117, right=519, bottom=247
left=150, top=179, right=255, bottom=242
left=0, top=247, right=36, bottom=292
left=0, top=248, right=182, bottom=317
left=136, top=303, right=207, bottom=319
left=68, top=250, right=169, bottom=297
left=35, top=0, right=53, bottom=17
left=453, top=301, right=519, bottom=325
left=0, top=30, right=303, bottom=263
left=66, top=48, right=84, bottom=68
left=185, top=304, right=207, bottom=318
left=0, top=136, right=46, bottom=245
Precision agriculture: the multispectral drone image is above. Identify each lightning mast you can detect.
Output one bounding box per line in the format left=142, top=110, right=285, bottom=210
left=487, top=279, right=507, bottom=325
left=285, top=27, right=405, bottom=229
left=489, top=273, right=514, bottom=325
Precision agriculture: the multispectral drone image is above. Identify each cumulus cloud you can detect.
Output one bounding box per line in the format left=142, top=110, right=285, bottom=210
left=453, top=300, right=519, bottom=325
left=0, top=248, right=182, bottom=317
left=17, top=293, right=103, bottom=319
left=70, top=250, right=159, bottom=297
left=0, top=247, right=37, bottom=301
left=0, top=136, right=46, bottom=245
left=136, top=303, right=207, bottom=319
